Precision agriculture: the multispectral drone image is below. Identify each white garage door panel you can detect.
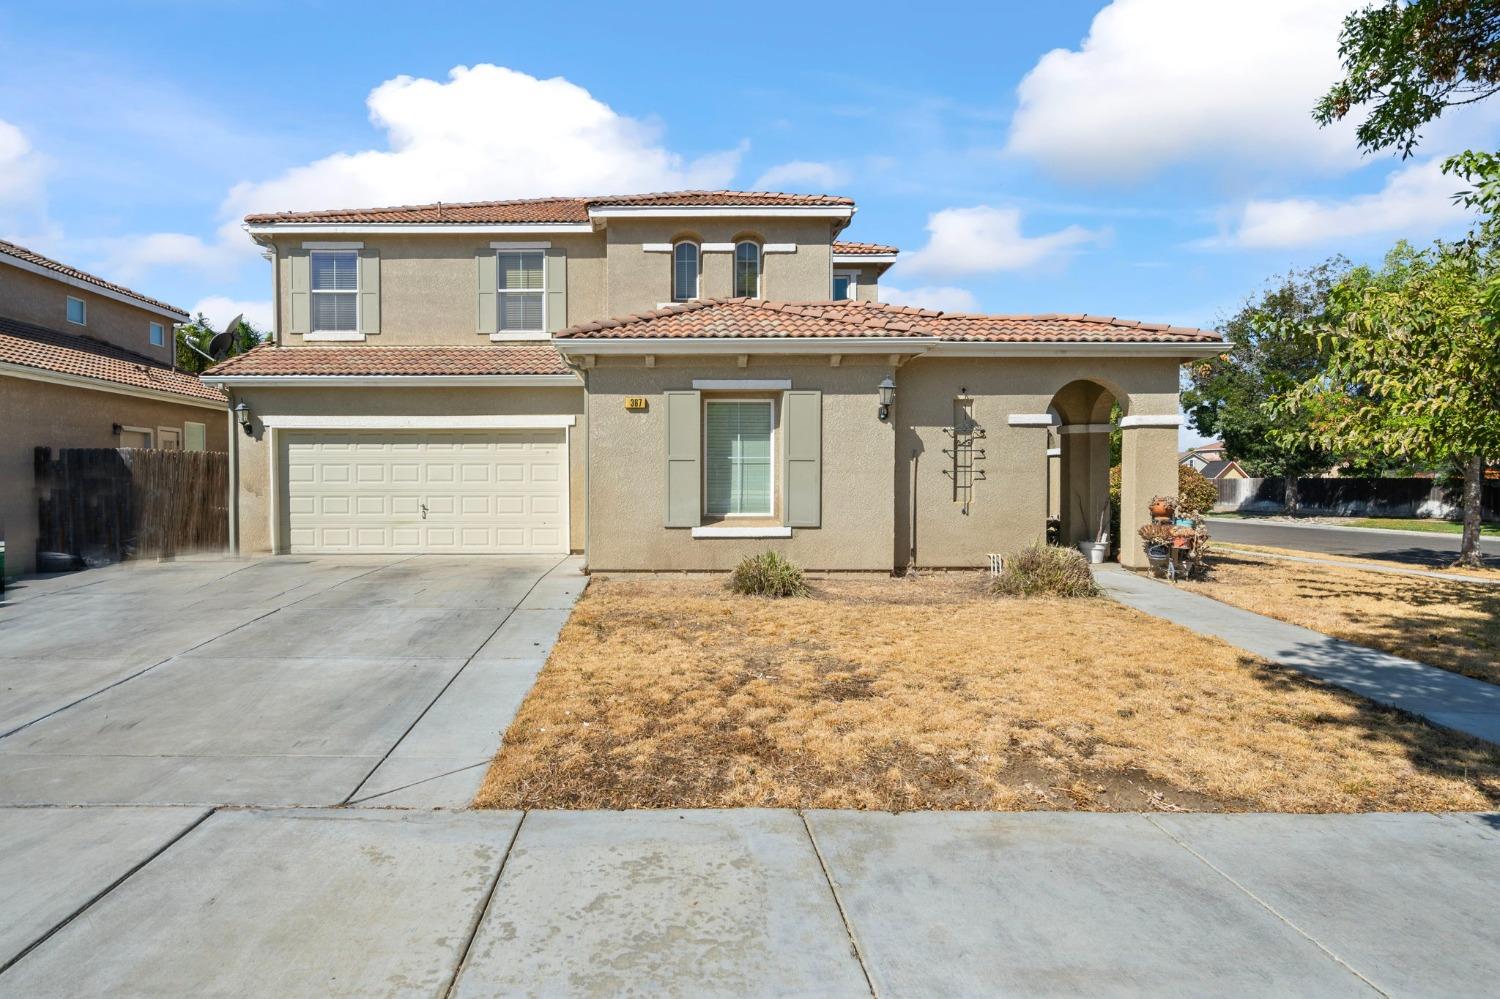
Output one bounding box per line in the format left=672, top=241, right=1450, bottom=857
left=283, top=429, right=567, bottom=553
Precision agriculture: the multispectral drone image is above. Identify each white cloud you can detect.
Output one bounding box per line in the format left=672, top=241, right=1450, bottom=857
left=880, top=285, right=981, bottom=313
left=1217, top=157, right=1473, bottom=248
left=901, top=206, right=1105, bottom=278
left=100, top=232, right=246, bottom=282
left=0, top=119, right=44, bottom=202
left=1006, top=0, right=1362, bottom=181
left=190, top=296, right=273, bottom=334
left=223, top=64, right=742, bottom=217
left=752, top=160, right=846, bottom=191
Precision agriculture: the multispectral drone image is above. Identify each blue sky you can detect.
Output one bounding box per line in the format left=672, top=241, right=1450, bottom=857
left=2, top=0, right=1495, bottom=446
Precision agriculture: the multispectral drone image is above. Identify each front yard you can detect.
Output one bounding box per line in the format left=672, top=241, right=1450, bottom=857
left=477, top=573, right=1500, bottom=813
left=1181, top=551, right=1500, bottom=684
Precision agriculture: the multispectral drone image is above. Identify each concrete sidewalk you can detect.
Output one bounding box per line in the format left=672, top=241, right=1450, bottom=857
left=3, top=806, right=1496, bottom=996
left=1096, top=565, right=1500, bottom=745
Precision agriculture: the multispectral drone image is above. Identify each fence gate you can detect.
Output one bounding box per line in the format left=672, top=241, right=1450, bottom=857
left=35, top=447, right=228, bottom=565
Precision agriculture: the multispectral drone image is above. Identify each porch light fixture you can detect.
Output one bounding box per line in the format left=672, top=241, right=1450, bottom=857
left=877, top=376, right=896, bottom=422
left=234, top=400, right=253, bottom=436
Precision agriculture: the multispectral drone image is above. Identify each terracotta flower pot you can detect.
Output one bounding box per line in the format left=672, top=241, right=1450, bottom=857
left=1149, top=501, right=1173, bottom=518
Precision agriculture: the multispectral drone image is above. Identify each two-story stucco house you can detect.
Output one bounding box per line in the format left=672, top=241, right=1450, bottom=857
left=1, top=240, right=229, bottom=575
left=203, top=190, right=1222, bottom=571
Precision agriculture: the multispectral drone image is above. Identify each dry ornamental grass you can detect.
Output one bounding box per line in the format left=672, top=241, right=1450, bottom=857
left=1182, top=552, right=1500, bottom=684
left=477, top=573, right=1500, bottom=813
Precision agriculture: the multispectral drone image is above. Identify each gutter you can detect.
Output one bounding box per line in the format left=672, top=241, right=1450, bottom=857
left=200, top=373, right=582, bottom=387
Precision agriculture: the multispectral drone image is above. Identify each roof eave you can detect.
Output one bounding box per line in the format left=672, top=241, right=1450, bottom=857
left=0, top=250, right=188, bottom=321
left=554, top=336, right=933, bottom=356
left=200, top=373, right=580, bottom=387
left=925, top=340, right=1225, bottom=358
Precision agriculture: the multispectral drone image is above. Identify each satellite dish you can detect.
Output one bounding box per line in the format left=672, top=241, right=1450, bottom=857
left=208, top=314, right=241, bottom=361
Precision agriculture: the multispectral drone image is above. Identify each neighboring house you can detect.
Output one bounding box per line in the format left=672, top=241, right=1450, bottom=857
left=203, top=190, right=1221, bottom=571
left=1, top=240, right=229, bottom=575
left=1196, top=458, right=1247, bottom=481
left=1180, top=442, right=1246, bottom=481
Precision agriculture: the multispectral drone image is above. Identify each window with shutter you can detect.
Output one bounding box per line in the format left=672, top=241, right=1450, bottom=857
left=498, top=250, right=545, bottom=332
left=705, top=400, right=773, bottom=517
left=311, top=250, right=359, bottom=331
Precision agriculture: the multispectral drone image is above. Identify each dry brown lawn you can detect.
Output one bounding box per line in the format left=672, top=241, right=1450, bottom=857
left=476, top=573, right=1500, bottom=813
left=1182, top=552, right=1500, bottom=684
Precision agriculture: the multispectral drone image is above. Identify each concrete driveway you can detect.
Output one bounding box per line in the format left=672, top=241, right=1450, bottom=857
left=0, top=554, right=582, bottom=807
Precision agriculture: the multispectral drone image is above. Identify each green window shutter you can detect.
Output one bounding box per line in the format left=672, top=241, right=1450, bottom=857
left=545, top=247, right=567, bottom=332
left=358, top=248, right=380, bottom=334
left=664, top=390, right=702, bottom=527
left=184, top=421, right=206, bottom=452
left=783, top=390, right=822, bottom=527
left=476, top=250, right=497, bottom=335
left=288, top=249, right=311, bottom=334
left=705, top=401, right=774, bottom=516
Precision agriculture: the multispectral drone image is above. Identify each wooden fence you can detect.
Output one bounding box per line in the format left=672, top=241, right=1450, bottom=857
left=1215, top=475, right=1499, bottom=519
left=35, top=447, right=228, bottom=564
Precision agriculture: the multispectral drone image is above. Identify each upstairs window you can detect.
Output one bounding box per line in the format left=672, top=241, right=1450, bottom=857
left=498, top=250, right=545, bottom=332
left=672, top=241, right=699, bottom=302
left=705, top=400, right=773, bottom=517
left=310, top=250, right=359, bottom=332
left=149, top=321, right=165, bottom=346
left=66, top=296, right=86, bottom=325
left=734, top=241, right=761, bottom=298
left=832, top=271, right=857, bottom=301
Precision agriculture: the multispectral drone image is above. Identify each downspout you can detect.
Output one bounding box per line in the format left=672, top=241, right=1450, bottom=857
left=225, top=389, right=239, bottom=556
left=558, top=351, right=590, bottom=569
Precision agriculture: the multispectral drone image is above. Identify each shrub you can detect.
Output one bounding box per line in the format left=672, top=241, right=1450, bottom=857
left=1178, top=465, right=1218, bottom=515
left=728, top=550, right=810, bottom=598
left=991, top=544, right=1100, bottom=598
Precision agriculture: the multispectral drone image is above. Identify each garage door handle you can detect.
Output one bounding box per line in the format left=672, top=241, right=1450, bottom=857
left=420, top=502, right=428, bottom=520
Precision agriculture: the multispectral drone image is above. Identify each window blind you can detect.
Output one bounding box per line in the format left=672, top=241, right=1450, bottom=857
left=705, top=401, right=772, bottom=516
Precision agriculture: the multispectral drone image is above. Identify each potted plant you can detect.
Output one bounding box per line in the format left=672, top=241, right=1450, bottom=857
left=1138, top=521, right=1173, bottom=575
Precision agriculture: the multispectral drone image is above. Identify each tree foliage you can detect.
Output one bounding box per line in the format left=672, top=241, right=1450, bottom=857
left=175, top=314, right=265, bottom=374
left=1315, top=0, right=1500, bottom=157
left=1182, top=261, right=1344, bottom=482
left=1272, top=240, right=1500, bottom=563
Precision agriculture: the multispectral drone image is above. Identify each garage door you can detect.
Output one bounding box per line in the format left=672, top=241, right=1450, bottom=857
left=282, top=429, right=567, bottom=553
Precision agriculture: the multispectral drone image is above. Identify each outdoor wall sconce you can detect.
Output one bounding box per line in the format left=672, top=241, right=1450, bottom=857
left=877, top=376, right=896, bottom=422
left=111, top=423, right=122, bottom=437
left=234, top=400, right=254, bottom=436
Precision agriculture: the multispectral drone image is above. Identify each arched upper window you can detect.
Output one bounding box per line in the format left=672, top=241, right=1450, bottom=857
left=733, top=240, right=761, bottom=298
left=672, top=241, right=700, bottom=302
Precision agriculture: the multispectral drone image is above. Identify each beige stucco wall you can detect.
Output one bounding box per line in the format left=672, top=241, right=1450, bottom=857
left=839, top=263, right=884, bottom=302
left=0, top=264, right=178, bottom=364
left=583, top=355, right=896, bottom=571
left=229, top=384, right=586, bottom=555
left=895, top=357, right=1181, bottom=569
left=604, top=219, right=838, bottom=316
left=270, top=233, right=607, bottom=346
left=2, top=375, right=228, bottom=575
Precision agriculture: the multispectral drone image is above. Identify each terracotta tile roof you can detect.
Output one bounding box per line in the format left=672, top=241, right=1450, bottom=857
left=556, top=299, right=938, bottom=340
left=0, top=239, right=188, bottom=317
left=203, top=344, right=574, bottom=377
left=832, top=241, right=899, bottom=255
left=244, top=190, right=854, bottom=225
left=556, top=298, right=1222, bottom=344
left=0, top=315, right=224, bottom=402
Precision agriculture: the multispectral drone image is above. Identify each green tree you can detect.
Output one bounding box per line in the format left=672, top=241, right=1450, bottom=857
left=1315, top=0, right=1500, bottom=157
left=1274, top=240, right=1500, bottom=566
left=175, top=313, right=264, bottom=373
left=1182, top=261, right=1344, bottom=510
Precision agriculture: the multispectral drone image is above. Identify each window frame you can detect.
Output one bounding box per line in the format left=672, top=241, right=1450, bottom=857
left=733, top=240, right=762, bottom=299
left=149, top=321, right=165, bottom=347
left=702, top=397, right=776, bottom=519
left=495, top=248, right=548, bottom=335
left=309, top=249, right=360, bottom=334
left=119, top=425, right=154, bottom=448
left=672, top=240, right=701, bottom=303
left=66, top=296, right=87, bottom=326
left=832, top=269, right=859, bottom=301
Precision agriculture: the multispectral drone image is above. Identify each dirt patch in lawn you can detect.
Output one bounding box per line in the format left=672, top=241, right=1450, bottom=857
left=476, top=573, right=1500, bottom=813
left=1182, top=552, right=1500, bottom=684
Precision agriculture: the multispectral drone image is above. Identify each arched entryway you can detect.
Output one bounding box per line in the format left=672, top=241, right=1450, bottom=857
left=1048, top=379, right=1121, bottom=557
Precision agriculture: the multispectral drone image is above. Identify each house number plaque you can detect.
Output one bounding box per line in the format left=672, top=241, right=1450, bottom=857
left=624, top=397, right=649, bottom=411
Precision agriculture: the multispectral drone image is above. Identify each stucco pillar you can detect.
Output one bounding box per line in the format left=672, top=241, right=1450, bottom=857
left=1119, top=421, right=1179, bottom=568
left=1058, top=425, right=1111, bottom=547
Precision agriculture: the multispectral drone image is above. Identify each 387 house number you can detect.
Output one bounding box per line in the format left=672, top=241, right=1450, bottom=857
left=624, top=397, right=649, bottom=411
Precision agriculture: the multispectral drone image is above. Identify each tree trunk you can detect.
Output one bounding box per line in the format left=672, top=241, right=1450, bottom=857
left=1455, top=453, right=1485, bottom=568
left=1284, top=475, right=1300, bottom=514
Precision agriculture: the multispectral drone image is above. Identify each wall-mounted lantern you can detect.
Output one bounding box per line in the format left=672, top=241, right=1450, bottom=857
left=234, top=400, right=253, bottom=436
left=111, top=423, right=123, bottom=437
left=877, top=376, right=896, bottom=422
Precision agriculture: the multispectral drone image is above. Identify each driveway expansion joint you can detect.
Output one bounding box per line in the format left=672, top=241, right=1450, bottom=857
left=799, top=809, right=878, bottom=998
